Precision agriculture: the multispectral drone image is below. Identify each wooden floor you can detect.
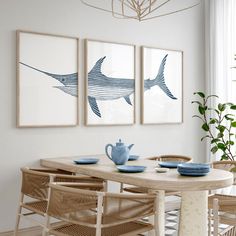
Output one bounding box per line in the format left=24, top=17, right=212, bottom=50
left=0, top=226, right=41, bottom=236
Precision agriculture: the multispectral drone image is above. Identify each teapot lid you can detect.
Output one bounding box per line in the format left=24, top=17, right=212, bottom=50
left=116, top=139, right=124, bottom=146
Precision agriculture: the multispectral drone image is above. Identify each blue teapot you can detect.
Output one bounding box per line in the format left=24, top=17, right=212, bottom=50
left=105, top=139, right=134, bottom=165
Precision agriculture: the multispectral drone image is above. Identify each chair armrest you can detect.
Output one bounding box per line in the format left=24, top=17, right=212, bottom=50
left=54, top=182, right=104, bottom=189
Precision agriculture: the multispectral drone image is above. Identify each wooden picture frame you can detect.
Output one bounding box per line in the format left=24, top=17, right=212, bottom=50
left=141, top=46, right=183, bottom=124
left=85, top=39, right=136, bottom=126
left=17, top=30, right=79, bottom=127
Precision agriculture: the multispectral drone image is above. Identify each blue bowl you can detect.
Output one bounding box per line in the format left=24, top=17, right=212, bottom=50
left=158, top=161, right=183, bottom=168
left=178, top=171, right=209, bottom=176
left=74, top=158, right=99, bottom=164
left=177, top=163, right=210, bottom=169
left=128, top=155, right=140, bottom=161
left=117, top=165, right=146, bottom=173
left=177, top=168, right=210, bottom=173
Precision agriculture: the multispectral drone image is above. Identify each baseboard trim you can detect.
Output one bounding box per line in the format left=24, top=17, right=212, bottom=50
left=0, top=226, right=42, bottom=236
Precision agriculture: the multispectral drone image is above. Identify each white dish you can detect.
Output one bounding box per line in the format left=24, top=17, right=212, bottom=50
left=155, top=167, right=169, bottom=173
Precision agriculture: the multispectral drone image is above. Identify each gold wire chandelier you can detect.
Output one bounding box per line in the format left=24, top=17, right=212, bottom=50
left=80, top=0, right=200, bottom=22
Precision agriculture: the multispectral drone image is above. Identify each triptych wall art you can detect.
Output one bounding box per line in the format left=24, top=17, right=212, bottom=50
left=16, top=30, right=183, bottom=127
left=17, top=31, right=79, bottom=127
left=141, top=47, right=183, bottom=124
left=85, top=40, right=135, bottom=125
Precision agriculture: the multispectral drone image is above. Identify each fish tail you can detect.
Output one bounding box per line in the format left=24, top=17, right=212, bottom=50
left=154, top=54, right=177, bottom=100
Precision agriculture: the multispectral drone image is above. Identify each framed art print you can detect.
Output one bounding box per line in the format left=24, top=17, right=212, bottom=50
left=85, top=39, right=135, bottom=125
left=17, top=31, right=79, bottom=127
left=141, top=46, right=183, bottom=124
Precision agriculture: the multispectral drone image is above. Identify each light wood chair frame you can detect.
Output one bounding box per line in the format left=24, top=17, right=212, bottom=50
left=45, top=182, right=158, bottom=236
left=14, top=167, right=106, bottom=236
left=208, top=161, right=236, bottom=236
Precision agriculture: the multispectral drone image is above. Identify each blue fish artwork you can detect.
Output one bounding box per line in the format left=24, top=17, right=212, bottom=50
left=20, top=54, right=177, bottom=118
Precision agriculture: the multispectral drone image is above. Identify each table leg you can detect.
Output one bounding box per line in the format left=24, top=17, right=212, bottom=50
left=148, top=190, right=165, bottom=236
left=179, top=190, right=208, bottom=236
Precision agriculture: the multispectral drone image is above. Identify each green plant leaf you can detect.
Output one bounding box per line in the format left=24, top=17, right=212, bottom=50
left=230, top=105, right=236, bottom=110
left=206, top=95, right=218, bottom=100
left=225, top=114, right=235, bottom=121
left=209, top=118, right=217, bottom=124
left=211, top=138, right=220, bottom=144
left=231, top=121, right=236, bottom=127
left=218, top=103, right=226, bottom=111
left=217, top=125, right=226, bottom=133
left=221, top=154, right=229, bottom=160
left=194, top=92, right=205, bottom=98
left=225, top=140, right=234, bottom=146
left=201, top=135, right=211, bottom=141
left=217, top=133, right=224, bottom=138
left=211, top=146, right=218, bottom=154
left=217, top=143, right=226, bottom=151
left=198, top=106, right=205, bottom=115
left=192, top=115, right=204, bottom=121
left=191, top=101, right=202, bottom=106
left=202, top=123, right=209, bottom=131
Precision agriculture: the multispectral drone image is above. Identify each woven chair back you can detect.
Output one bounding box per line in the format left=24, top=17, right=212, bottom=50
left=148, top=155, right=192, bottom=162
left=209, top=194, right=236, bottom=213
left=102, top=193, right=155, bottom=226
left=21, top=167, right=52, bottom=201
left=213, top=161, right=236, bottom=185
left=48, top=184, right=156, bottom=228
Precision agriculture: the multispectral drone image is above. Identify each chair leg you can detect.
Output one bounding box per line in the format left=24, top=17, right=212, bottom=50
left=120, top=183, right=124, bottom=193
left=42, top=229, right=48, bottom=236
left=14, top=193, right=24, bottom=236
left=42, top=211, right=50, bottom=236
left=212, top=198, right=219, bottom=236
left=208, top=209, right=212, bottom=236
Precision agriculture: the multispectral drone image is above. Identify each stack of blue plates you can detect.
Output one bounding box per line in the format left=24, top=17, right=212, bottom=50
left=177, top=163, right=210, bottom=176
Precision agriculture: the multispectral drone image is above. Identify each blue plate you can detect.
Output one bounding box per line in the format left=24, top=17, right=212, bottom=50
left=177, top=168, right=210, bottom=173
left=178, top=171, right=209, bottom=176
left=73, top=158, right=99, bottom=164
left=128, top=155, right=140, bottom=161
left=158, top=162, right=182, bottom=168
left=178, top=163, right=210, bottom=170
left=117, top=165, right=146, bottom=173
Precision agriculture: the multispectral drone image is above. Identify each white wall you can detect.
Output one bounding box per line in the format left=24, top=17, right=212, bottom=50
left=0, top=0, right=205, bottom=231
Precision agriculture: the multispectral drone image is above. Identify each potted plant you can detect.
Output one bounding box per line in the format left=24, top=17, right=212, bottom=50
left=192, top=92, right=236, bottom=168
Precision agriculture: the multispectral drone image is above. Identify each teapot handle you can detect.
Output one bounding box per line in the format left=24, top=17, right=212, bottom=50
left=105, top=144, right=113, bottom=160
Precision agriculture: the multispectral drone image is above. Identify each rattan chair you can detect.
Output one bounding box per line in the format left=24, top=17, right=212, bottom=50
left=121, top=155, right=192, bottom=196
left=208, top=161, right=236, bottom=236
left=14, top=167, right=105, bottom=236
left=45, top=182, right=157, bottom=236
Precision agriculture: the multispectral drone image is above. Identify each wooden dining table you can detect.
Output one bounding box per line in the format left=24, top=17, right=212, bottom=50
left=40, top=155, right=233, bottom=236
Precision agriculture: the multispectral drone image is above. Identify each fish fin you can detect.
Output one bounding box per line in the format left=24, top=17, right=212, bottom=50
left=88, top=96, right=101, bottom=117
left=89, top=56, right=106, bottom=77
left=155, top=54, right=177, bottom=100
left=124, top=96, right=132, bottom=105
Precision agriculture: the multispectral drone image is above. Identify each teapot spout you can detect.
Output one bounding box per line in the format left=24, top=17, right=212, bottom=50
left=128, top=144, right=134, bottom=150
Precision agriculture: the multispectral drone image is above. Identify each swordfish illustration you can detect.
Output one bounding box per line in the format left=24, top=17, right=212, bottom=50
left=20, top=54, right=177, bottom=118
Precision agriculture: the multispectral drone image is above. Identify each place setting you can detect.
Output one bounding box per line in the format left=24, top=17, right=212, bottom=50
left=156, top=160, right=211, bottom=176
